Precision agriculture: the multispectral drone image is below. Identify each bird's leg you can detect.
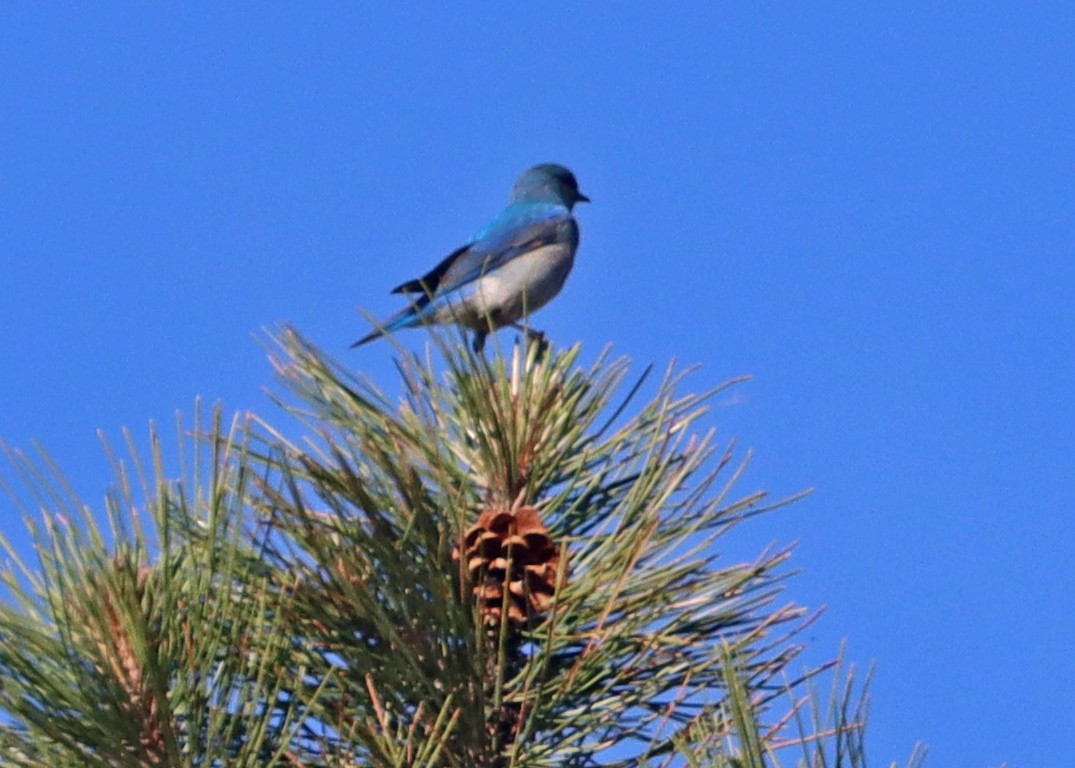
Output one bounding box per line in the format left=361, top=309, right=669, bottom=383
left=472, top=330, right=488, bottom=354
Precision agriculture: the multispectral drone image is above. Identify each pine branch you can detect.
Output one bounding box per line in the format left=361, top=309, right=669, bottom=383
left=249, top=329, right=827, bottom=766
left=0, top=406, right=318, bottom=767
left=0, top=328, right=924, bottom=767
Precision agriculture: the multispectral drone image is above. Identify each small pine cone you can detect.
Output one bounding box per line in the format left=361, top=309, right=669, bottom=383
left=455, top=506, right=564, bottom=628
left=78, top=556, right=167, bottom=764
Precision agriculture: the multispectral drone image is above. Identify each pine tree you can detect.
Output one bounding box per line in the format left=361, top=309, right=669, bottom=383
left=0, top=329, right=925, bottom=767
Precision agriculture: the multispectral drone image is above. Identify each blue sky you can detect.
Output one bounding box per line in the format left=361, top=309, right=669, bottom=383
left=2, top=4, right=1073, bottom=765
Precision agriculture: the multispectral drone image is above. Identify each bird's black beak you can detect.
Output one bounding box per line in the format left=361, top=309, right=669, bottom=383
left=577, top=192, right=591, bottom=204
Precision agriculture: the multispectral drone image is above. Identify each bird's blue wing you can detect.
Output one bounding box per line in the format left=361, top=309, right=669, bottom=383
left=392, top=201, right=571, bottom=300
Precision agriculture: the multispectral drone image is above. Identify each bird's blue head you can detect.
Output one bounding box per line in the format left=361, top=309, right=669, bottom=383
left=511, top=163, right=590, bottom=209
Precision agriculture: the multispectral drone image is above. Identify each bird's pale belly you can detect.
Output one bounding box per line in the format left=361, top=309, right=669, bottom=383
left=438, top=243, right=575, bottom=330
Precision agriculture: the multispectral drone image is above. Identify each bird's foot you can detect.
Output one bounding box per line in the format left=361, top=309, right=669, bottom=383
left=471, top=330, right=488, bottom=354
left=517, top=327, right=549, bottom=359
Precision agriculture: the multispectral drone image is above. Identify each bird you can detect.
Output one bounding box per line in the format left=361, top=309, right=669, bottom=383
left=352, top=163, right=589, bottom=353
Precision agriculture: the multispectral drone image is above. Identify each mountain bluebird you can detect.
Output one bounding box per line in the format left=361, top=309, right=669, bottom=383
left=352, top=163, right=589, bottom=352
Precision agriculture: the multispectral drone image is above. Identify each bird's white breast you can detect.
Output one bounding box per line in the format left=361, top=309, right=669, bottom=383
left=474, top=241, right=575, bottom=321
left=427, top=217, right=580, bottom=332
